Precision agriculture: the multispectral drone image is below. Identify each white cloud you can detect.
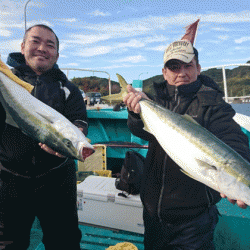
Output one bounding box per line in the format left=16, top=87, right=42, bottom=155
left=58, top=43, right=69, bottom=53
left=0, top=29, right=12, bottom=37
left=58, top=54, right=67, bottom=58
left=147, top=45, right=167, bottom=51
left=117, top=39, right=145, bottom=48
left=112, top=55, right=147, bottom=63
left=200, top=11, right=250, bottom=23
left=218, top=35, right=229, bottom=40
left=235, top=37, right=250, bottom=44
left=235, top=46, right=249, bottom=50
left=0, top=11, right=13, bottom=16
left=143, top=35, right=169, bottom=43
left=0, top=39, right=22, bottom=54
left=64, top=62, right=79, bottom=67
left=211, top=27, right=230, bottom=32
left=57, top=18, right=77, bottom=23
left=88, top=10, right=111, bottom=17
left=76, top=11, right=250, bottom=44
left=200, top=39, right=220, bottom=44
left=101, top=63, right=161, bottom=70
left=25, top=20, right=54, bottom=29
left=217, top=58, right=250, bottom=63
left=77, top=46, right=113, bottom=57
left=66, top=34, right=111, bottom=45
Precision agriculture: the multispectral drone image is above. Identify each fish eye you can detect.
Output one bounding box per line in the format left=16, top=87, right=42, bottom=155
left=63, top=139, right=73, bottom=148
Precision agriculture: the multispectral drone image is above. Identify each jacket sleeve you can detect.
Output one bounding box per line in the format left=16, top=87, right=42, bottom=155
left=0, top=102, right=6, bottom=136
left=207, top=102, right=250, bottom=162
left=63, top=83, right=89, bottom=136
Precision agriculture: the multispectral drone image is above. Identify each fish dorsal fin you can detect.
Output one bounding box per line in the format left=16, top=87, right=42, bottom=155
left=0, top=58, right=34, bottom=93
left=182, top=114, right=200, bottom=125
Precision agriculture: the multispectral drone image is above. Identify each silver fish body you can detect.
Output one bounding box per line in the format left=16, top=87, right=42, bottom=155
left=0, top=71, right=94, bottom=162
left=139, top=99, right=250, bottom=206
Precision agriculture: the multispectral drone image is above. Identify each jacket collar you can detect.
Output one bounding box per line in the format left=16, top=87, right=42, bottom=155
left=7, top=52, right=66, bottom=83
left=154, top=75, right=221, bottom=100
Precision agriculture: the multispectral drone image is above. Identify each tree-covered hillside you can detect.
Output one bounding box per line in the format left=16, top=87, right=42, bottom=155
left=71, top=76, right=121, bottom=96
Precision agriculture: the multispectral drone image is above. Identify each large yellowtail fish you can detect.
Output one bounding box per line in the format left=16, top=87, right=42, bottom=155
left=0, top=59, right=94, bottom=162
left=112, top=73, right=250, bottom=205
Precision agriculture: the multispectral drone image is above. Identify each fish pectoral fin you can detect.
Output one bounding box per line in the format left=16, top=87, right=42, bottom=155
left=182, top=114, right=200, bottom=125
left=195, top=159, right=217, bottom=171
left=5, top=112, right=19, bottom=128
left=180, top=169, right=200, bottom=182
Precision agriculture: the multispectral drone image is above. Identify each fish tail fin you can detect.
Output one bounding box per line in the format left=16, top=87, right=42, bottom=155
left=0, top=58, right=34, bottom=93
left=101, top=73, right=129, bottom=103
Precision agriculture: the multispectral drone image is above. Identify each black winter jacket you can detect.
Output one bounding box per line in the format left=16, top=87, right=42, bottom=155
left=0, top=53, right=88, bottom=177
left=127, top=75, right=250, bottom=223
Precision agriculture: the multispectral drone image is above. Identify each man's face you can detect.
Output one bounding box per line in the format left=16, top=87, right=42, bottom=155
left=162, top=58, right=201, bottom=87
left=21, top=26, right=59, bottom=75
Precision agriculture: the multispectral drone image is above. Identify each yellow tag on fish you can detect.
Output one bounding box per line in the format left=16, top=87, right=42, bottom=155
left=0, top=58, right=34, bottom=93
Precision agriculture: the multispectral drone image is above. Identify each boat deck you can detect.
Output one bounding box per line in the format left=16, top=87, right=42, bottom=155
left=29, top=197, right=250, bottom=250
left=29, top=222, right=144, bottom=250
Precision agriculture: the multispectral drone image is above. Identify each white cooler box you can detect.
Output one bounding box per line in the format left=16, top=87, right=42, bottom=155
left=77, top=175, right=144, bottom=234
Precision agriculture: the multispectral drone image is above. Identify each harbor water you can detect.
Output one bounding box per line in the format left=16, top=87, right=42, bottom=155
left=231, top=103, right=250, bottom=117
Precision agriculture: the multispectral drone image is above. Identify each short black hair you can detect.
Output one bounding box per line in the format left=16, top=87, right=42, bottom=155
left=23, top=24, right=59, bottom=52
left=193, top=47, right=199, bottom=65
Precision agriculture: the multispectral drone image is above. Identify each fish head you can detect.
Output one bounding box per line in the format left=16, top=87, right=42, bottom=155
left=79, top=146, right=95, bottom=161
left=60, top=137, right=95, bottom=162
left=75, top=139, right=95, bottom=162
left=47, top=118, right=95, bottom=162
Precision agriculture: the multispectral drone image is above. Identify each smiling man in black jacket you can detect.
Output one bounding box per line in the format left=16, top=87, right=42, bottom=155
left=123, top=40, right=250, bottom=250
left=0, top=24, right=88, bottom=249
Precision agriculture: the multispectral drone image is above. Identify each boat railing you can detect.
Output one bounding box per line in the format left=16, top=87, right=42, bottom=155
left=201, top=63, right=250, bottom=103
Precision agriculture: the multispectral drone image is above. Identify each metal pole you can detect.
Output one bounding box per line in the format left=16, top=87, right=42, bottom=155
left=138, top=72, right=148, bottom=80
left=108, top=77, right=111, bottom=96
left=24, top=0, right=32, bottom=32
left=222, top=66, right=228, bottom=103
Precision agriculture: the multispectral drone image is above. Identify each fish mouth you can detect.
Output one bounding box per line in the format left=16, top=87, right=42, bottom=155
left=80, top=147, right=95, bottom=161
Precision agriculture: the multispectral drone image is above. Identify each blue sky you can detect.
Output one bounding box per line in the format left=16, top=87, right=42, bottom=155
left=1, top=0, right=250, bottom=84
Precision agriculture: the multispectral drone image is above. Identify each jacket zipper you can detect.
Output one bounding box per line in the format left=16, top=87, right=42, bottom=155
left=157, top=154, right=168, bottom=222
left=34, top=76, right=40, bottom=98
left=157, top=86, right=180, bottom=222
